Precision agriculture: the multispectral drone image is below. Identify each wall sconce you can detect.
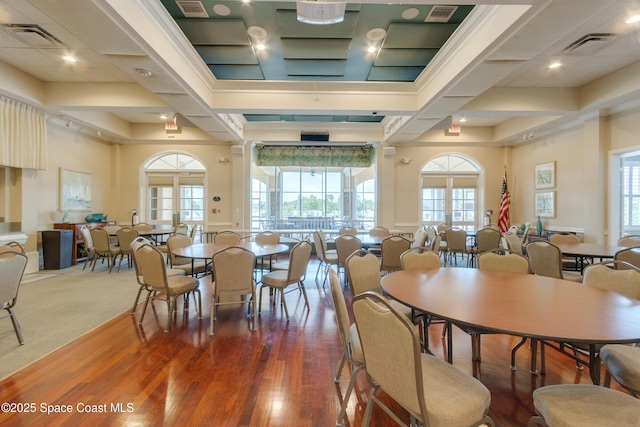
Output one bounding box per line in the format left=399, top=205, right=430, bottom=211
left=218, top=157, right=229, bottom=163
left=400, top=158, right=412, bottom=165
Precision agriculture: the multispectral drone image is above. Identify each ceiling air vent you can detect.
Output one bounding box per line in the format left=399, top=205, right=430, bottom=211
left=176, top=1, right=209, bottom=18
left=563, top=33, right=618, bottom=55
left=0, top=24, right=64, bottom=48
left=425, top=6, right=458, bottom=23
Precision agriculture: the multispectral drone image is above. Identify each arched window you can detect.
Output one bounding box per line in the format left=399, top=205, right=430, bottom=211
left=421, top=154, right=480, bottom=231
left=143, top=153, right=205, bottom=226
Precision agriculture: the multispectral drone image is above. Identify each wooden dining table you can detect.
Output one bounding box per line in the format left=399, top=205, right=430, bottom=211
left=553, top=242, right=627, bottom=271
left=380, top=267, right=640, bottom=384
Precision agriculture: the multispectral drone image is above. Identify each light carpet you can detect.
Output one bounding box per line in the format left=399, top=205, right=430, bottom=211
left=0, top=262, right=139, bottom=380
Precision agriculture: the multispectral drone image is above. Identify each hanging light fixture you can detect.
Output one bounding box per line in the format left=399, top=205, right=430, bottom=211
left=296, top=0, right=346, bottom=25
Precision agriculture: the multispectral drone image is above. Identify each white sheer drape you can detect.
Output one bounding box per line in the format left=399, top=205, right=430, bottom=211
left=0, top=96, right=47, bottom=170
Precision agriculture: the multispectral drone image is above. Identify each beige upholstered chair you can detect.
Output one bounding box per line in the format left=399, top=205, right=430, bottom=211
left=600, top=344, right=640, bottom=396
left=130, top=236, right=185, bottom=317
left=114, top=227, right=139, bottom=272
left=254, top=231, right=281, bottom=272
left=618, top=235, right=640, bottom=247
left=368, top=226, right=389, bottom=255
left=133, top=223, right=152, bottom=233
left=335, top=234, right=362, bottom=283
left=214, top=230, right=241, bottom=245
left=189, top=224, right=201, bottom=243
left=379, top=235, right=411, bottom=273
left=338, top=227, right=357, bottom=236
left=89, top=228, right=121, bottom=272
left=429, top=234, right=442, bottom=257
left=478, top=249, right=530, bottom=273
left=470, top=227, right=502, bottom=267
left=258, top=240, right=312, bottom=320
left=444, top=228, right=471, bottom=267
left=525, top=241, right=582, bottom=282
left=0, top=251, right=28, bottom=345
left=210, top=246, right=257, bottom=336
left=166, top=234, right=208, bottom=276
left=328, top=268, right=364, bottom=427
left=352, top=292, right=494, bottom=427
left=548, top=232, right=581, bottom=270
left=0, top=241, right=25, bottom=254
left=134, top=243, right=202, bottom=332
left=79, top=226, right=96, bottom=270
left=424, top=226, right=437, bottom=245
left=528, top=385, right=640, bottom=427
left=400, top=247, right=441, bottom=270
left=503, top=231, right=523, bottom=255
left=411, top=228, right=428, bottom=249
left=173, top=223, right=189, bottom=235
left=312, top=230, right=338, bottom=286
left=615, top=247, right=640, bottom=270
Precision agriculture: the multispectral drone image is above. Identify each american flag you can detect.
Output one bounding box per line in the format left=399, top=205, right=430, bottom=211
left=498, top=171, right=510, bottom=232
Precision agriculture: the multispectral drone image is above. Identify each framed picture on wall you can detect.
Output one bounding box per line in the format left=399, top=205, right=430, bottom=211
left=60, top=168, right=93, bottom=211
left=535, top=161, right=555, bottom=189
left=535, top=191, right=555, bottom=218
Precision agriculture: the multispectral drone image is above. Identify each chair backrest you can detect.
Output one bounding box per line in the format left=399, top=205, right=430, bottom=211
left=507, top=225, right=520, bottom=234
left=335, top=235, right=362, bottom=267
left=328, top=268, right=355, bottom=362
left=525, top=241, right=563, bottom=279
left=339, top=227, right=357, bottom=236
left=411, top=228, right=428, bottom=249
left=134, top=244, right=168, bottom=292
left=0, top=241, right=25, bottom=254
left=369, top=226, right=390, bottom=238
left=133, top=223, right=152, bottom=232
left=103, top=225, right=121, bottom=235
left=445, top=228, right=468, bottom=251
left=475, top=228, right=502, bottom=253
left=130, top=236, right=153, bottom=284
left=380, top=235, right=412, bottom=272
left=90, top=228, right=112, bottom=253
left=312, top=231, right=327, bottom=263
left=189, top=224, right=200, bottom=242
left=436, top=223, right=451, bottom=234
left=352, top=292, right=426, bottom=420
left=166, top=234, right=193, bottom=266
left=400, top=247, right=441, bottom=270
left=503, top=231, right=523, bottom=255
left=214, top=231, right=241, bottom=245
left=346, top=249, right=381, bottom=295
left=0, top=251, right=28, bottom=305
left=478, top=249, right=530, bottom=274
left=424, top=226, right=437, bottom=244
left=173, top=223, right=189, bottom=235
left=549, top=232, right=580, bottom=244
left=286, top=240, right=312, bottom=282
left=256, top=231, right=280, bottom=245
left=80, top=226, right=93, bottom=250
left=617, top=235, right=640, bottom=247
left=614, top=247, right=640, bottom=270
left=116, top=227, right=139, bottom=253
left=583, top=260, right=640, bottom=300
left=429, top=234, right=442, bottom=252
left=212, top=246, right=256, bottom=296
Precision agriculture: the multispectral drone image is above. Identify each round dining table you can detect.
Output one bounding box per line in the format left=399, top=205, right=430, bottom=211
left=553, top=242, right=627, bottom=271
left=380, top=267, right=640, bottom=383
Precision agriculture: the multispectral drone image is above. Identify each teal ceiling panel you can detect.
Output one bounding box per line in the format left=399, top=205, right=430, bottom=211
left=383, top=23, right=458, bottom=49
left=374, top=48, right=438, bottom=67
left=367, top=66, right=423, bottom=82
left=281, top=38, right=351, bottom=60
left=285, top=59, right=346, bottom=76
left=176, top=19, right=250, bottom=45
left=195, top=46, right=258, bottom=65
left=208, top=65, right=264, bottom=80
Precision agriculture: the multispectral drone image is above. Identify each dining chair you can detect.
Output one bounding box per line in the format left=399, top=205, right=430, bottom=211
left=89, top=228, right=121, bottom=273
left=424, top=225, right=437, bottom=246
left=528, top=384, right=640, bottom=427
left=189, top=224, right=201, bottom=243
left=335, top=234, right=362, bottom=284
left=312, top=230, right=338, bottom=287
left=114, top=227, right=139, bottom=272
left=214, top=230, right=241, bottom=245
left=548, top=232, right=581, bottom=271
left=135, top=243, right=202, bottom=332
left=478, top=248, right=530, bottom=273
left=367, top=226, right=389, bottom=255
left=173, top=223, right=189, bottom=235
left=0, top=251, right=28, bottom=345
left=411, top=228, right=428, bottom=249
left=0, top=241, right=25, bottom=254
left=352, top=292, right=494, bottom=427
left=258, top=240, right=312, bottom=321
left=130, top=236, right=186, bottom=317
left=525, top=241, right=582, bottom=282
left=444, top=228, right=471, bottom=267
left=470, top=227, right=502, bottom=267
left=210, top=246, right=257, bottom=336
left=600, top=344, right=640, bottom=397
left=614, top=247, right=640, bottom=270
left=338, top=227, right=357, bottom=236
left=166, top=234, right=209, bottom=276
left=254, top=231, right=281, bottom=273
left=617, top=235, right=640, bottom=247
left=400, top=247, right=441, bottom=270
left=79, top=226, right=96, bottom=270
left=328, top=268, right=365, bottom=427
left=503, top=231, right=523, bottom=255
left=133, top=223, right=152, bottom=233
left=379, top=235, right=411, bottom=273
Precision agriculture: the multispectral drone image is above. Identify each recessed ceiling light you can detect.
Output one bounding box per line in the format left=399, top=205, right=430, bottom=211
left=366, top=28, right=387, bottom=41
left=367, top=46, right=377, bottom=53
left=548, top=62, right=562, bottom=69
left=255, top=43, right=266, bottom=51
left=459, top=117, right=467, bottom=123
left=160, top=114, right=168, bottom=120
left=136, top=68, right=152, bottom=78
left=63, top=55, right=76, bottom=63
left=212, top=4, right=231, bottom=16
left=402, top=7, right=419, bottom=20
left=626, top=15, right=640, bottom=24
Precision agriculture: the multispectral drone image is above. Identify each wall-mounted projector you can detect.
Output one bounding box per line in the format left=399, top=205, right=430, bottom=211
left=296, top=0, right=346, bottom=25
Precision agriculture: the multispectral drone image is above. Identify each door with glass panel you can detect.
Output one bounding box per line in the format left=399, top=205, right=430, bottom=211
left=147, top=175, right=204, bottom=227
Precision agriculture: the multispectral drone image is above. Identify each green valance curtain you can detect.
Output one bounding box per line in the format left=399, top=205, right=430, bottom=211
left=253, top=145, right=375, bottom=167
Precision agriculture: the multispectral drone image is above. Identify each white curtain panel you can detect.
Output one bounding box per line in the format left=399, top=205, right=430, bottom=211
left=0, top=96, right=47, bottom=170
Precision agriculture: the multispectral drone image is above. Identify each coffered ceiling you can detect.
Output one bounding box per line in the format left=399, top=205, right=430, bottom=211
left=0, top=0, right=640, bottom=147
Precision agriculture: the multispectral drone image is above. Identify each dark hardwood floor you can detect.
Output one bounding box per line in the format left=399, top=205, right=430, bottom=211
left=0, top=258, right=626, bottom=426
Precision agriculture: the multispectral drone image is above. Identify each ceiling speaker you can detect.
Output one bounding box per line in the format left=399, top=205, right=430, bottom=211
left=296, top=0, right=346, bottom=25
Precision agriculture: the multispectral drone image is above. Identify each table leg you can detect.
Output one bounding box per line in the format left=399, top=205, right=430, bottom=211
left=446, top=321, right=453, bottom=364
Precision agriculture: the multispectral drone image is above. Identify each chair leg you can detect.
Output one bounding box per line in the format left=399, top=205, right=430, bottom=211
left=7, top=308, right=24, bottom=345
left=299, top=281, right=310, bottom=309
left=280, top=290, right=289, bottom=320
left=362, top=386, right=378, bottom=427
left=131, top=286, right=145, bottom=314
left=210, top=296, right=216, bottom=336
left=336, top=364, right=365, bottom=427
left=194, top=289, right=202, bottom=319
left=335, top=353, right=347, bottom=383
